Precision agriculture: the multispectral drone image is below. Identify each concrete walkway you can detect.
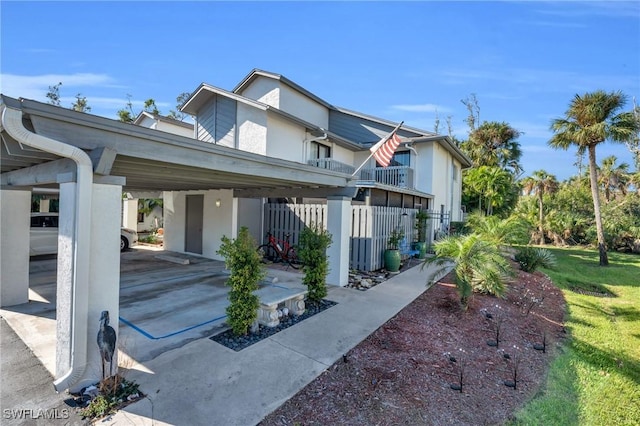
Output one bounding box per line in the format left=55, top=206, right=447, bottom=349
left=1, top=260, right=438, bottom=426
left=107, top=263, right=434, bottom=426
left=0, top=318, right=88, bottom=426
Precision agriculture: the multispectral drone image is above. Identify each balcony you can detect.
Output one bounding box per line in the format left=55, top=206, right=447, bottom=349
left=307, top=158, right=356, bottom=174
left=307, top=160, right=415, bottom=189
left=359, top=166, right=414, bottom=189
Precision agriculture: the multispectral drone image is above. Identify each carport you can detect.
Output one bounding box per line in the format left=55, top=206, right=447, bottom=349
left=1, top=247, right=306, bottom=378
left=0, top=95, right=353, bottom=392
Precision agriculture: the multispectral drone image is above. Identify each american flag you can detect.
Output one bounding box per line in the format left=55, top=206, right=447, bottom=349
left=370, top=131, right=402, bottom=168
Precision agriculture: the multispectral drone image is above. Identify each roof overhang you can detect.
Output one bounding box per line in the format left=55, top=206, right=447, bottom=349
left=1, top=95, right=351, bottom=194
left=352, top=180, right=434, bottom=199
left=133, top=111, right=194, bottom=130
left=409, top=135, right=473, bottom=168
left=181, top=84, right=362, bottom=151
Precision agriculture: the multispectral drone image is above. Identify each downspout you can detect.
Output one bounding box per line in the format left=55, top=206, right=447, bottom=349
left=0, top=104, right=93, bottom=392
left=302, top=128, right=328, bottom=163
left=403, top=143, right=418, bottom=157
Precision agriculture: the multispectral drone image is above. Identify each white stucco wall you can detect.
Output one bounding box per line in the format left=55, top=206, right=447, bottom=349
left=122, top=199, right=138, bottom=230
left=137, top=205, right=163, bottom=232
left=156, top=121, right=193, bottom=138
left=237, top=198, right=263, bottom=246
left=163, top=189, right=236, bottom=260
left=431, top=144, right=451, bottom=214
left=239, top=77, right=329, bottom=129
left=0, top=189, right=31, bottom=307
left=202, top=190, right=236, bottom=259
left=137, top=116, right=194, bottom=138
left=278, top=84, right=329, bottom=128
left=329, top=143, right=355, bottom=165
left=414, top=141, right=463, bottom=219
left=414, top=144, right=435, bottom=195
left=239, top=78, right=280, bottom=108
left=162, top=191, right=185, bottom=252
left=266, top=115, right=306, bottom=162
left=237, top=103, right=268, bottom=155
left=451, top=159, right=464, bottom=221
left=137, top=116, right=156, bottom=129
left=353, top=150, right=373, bottom=172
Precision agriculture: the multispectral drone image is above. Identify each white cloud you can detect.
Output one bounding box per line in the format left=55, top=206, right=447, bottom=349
left=534, top=1, right=640, bottom=19
left=1, top=73, right=114, bottom=100
left=439, top=67, right=639, bottom=94
left=391, top=103, right=452, bottom=113
left=524, top=20, right=587, bottom=29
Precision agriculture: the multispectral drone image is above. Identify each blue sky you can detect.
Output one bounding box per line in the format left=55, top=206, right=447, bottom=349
left=1, top=1, right=639, bottom=181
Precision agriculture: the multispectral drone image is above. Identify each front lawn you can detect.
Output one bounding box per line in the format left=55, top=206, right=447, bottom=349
left=513, top=247, right=640, bottom=425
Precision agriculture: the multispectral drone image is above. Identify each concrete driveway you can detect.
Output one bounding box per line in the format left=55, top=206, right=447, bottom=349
left=1, top=246, right=305, bottom=378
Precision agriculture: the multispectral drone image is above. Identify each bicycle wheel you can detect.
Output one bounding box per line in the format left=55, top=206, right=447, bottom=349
left=257, top=244, right=278, bottom=263
left=285, top=247, right=302, bottom=269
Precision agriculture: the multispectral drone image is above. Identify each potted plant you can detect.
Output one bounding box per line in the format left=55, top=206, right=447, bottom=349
left=384, top=228, right=404, bottom=273
left=413, top=210, right=430, bottom=259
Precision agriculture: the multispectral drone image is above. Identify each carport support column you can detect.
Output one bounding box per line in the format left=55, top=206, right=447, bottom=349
left=0, top=189, right=31, bottom=307
left=326, top=196, right=351, bottom=287
left=122, top=198, right=138, bottom=230
left=56, top=179, right=123, bottom=390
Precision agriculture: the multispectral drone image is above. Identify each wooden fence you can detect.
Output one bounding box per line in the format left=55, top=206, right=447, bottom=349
left=263, top=204, right=450, bottom=272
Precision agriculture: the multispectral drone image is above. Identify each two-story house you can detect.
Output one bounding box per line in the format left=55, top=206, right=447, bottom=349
left=162, top=69, right=471, bottom=271
left=1, top=72, right=469, bottom=392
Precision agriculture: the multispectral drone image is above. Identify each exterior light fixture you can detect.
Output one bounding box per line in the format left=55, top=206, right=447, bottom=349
left=215, top=199, right=221, bottom=207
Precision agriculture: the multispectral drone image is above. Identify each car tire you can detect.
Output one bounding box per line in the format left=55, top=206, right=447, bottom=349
left=120, top=236, right=129, bottom=252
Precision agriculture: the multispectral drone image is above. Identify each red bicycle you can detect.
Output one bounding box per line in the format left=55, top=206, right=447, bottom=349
left=257, top=232, right=302, bottom=269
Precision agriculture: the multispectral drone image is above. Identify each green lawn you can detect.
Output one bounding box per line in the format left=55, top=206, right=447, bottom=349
left=513, top=247, right=640, bottom=426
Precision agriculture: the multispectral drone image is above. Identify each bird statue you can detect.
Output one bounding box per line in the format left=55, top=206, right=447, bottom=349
left=97, top=310, right=117, bottom=380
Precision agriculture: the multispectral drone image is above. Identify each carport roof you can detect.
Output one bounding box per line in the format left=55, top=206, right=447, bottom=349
left=1, top=95, right=352, bottom=196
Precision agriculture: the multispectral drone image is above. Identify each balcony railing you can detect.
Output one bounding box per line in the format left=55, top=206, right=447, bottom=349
left=307, top=160, right=415, bottom=189
left=307, top=158, right=356, bottom=174
left=359, top=166, right=414, bottom=189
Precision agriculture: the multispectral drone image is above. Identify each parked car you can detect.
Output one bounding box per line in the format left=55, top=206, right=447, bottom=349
left=30, top=212, right=138, bottom=256
left=119, top=227, right=138, bottom=251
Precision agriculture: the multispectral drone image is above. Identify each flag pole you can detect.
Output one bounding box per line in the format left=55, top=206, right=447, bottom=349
left=351, top=121, right=404, bottom=177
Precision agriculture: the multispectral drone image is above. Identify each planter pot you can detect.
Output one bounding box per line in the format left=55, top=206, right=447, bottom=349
left=384, top=249, right=401, bottom=273
left=413, top=241, right=428, bottom=259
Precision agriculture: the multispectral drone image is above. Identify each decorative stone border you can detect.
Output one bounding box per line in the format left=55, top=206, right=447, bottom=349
left=210, top=299, right=337, bottom=351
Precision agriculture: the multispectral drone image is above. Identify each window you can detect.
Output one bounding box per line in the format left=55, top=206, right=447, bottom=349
left=310, top=141, right=331, bottom=159
left=376, top=150, right=409, bottom=167
left=30, top=214, right=59, bottom=228
left=452, top=163, right=458, bottom=181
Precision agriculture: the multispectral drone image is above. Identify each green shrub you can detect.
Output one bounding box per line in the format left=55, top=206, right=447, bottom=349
left=217, top=227, right=265, bottom=335
left=79, top=376, right=140, bottom=419
left=448, top=221, right=469, bottom=235
left=423, top=233, right=512, bottom=309
left=515, top=246, right=557, bottom=273
left=297, top=224, right=332, bottom=304
left=139, top=234, right=160, bottom=244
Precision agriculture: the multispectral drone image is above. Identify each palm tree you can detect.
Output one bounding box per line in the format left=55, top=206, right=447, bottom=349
left=463, top=166, right=515, bottom=216
left=462, top=121, right=523, bottom=176
left=521, top=170, right=559, bottom=244
left=630, top=172, right=640, bottom=194
left=549, top=90, right=639, bottom=266
left=597, top=155, right=630, bottom=202
left=422, top=234, right=512, bottom=310
left=465, top=211, right=530, bottom=247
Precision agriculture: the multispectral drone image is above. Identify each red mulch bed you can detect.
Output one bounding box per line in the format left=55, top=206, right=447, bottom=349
left=260, top=266, right=566, bottom=426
